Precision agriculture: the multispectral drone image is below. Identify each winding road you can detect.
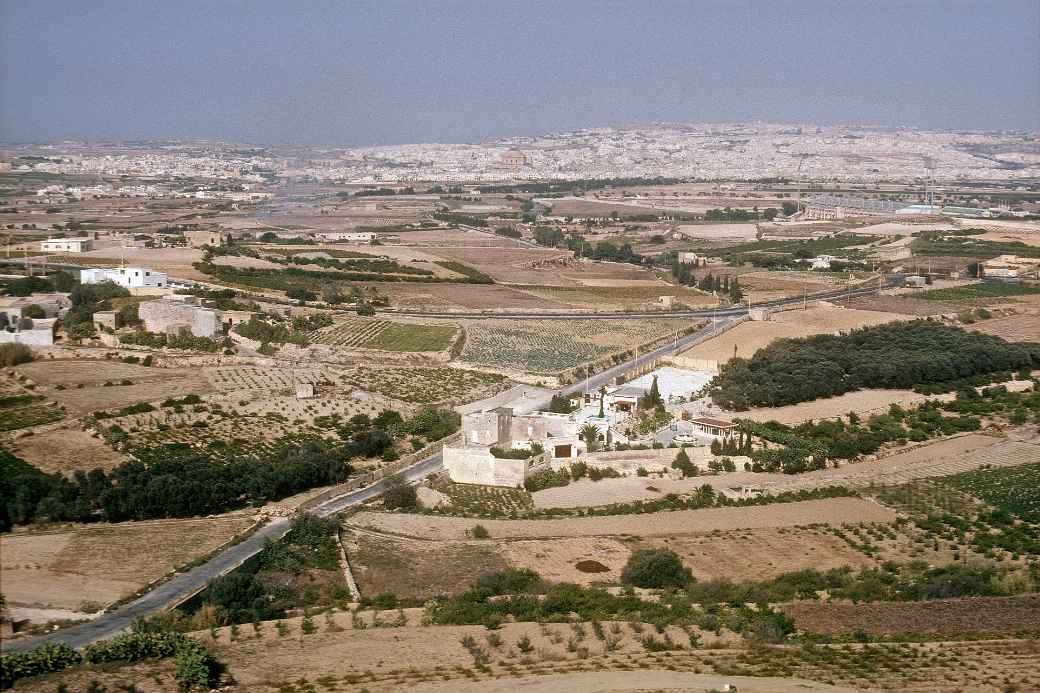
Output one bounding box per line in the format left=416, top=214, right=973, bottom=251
left=2, top=281, right=887, bottom=653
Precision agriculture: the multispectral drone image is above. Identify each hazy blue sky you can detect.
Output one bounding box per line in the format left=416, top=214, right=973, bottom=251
left=1, top=1, right=1037, bottom=145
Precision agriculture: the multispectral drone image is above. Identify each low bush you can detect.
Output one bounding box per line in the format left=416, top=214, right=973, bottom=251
left=620, top=548, right=692, bottom=589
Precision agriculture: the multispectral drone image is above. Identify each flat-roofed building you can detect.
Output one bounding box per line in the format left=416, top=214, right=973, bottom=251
left=81, top=267, right=168, bottom=289
left=40, top=238, right=92, bottom=253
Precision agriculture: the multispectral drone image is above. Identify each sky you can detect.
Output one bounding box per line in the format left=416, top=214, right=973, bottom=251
left=1, top=0, right=1038, bottom=145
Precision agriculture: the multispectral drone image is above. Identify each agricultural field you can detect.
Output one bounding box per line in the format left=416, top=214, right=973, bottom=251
left=678, top=305, right=912, bottom=367
left=942, top=462, right=1040, bottom=523
left=515, top=284, right=716, bottom=310
left=780, top=595, right=1040, bottom=638
left=630, top=526, right=879, bottom=582
left=458, top=318, right=695, bottom=373
left=348, top=532, right=508, bottom=600
left=361, top=280, right=580, bottom=311
left=15, top=359, right=212, bottom=416
left=311, top=317, right=459, bottom=352
left=731, top=388, right=951, bottom=425
left=203, top=364, right=340, bottom=393
left=2, top=424, right=128, bottom=474
left=913, top=281, right=1040, bottom=303
left=0, top=513, right=255, bottom=618
left=346, top=497, right=897, bottom=541
left=0, top=399, right=64, bottom=432
left=968, top=311, right=1040, bottom=342
left=342, top=366, right=507, bottom=404
left=428, top=480, right=534, bottom=515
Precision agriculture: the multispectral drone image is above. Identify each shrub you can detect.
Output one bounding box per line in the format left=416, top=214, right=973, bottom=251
left=0, top=642, right=81, bottom=688
left=471, top=524, right=490, bottom=539
left=621, top=549, right=692, bottom=589
left=383, top=474, right=417, bottom=510
left=0, top=343, right=34, bottom=367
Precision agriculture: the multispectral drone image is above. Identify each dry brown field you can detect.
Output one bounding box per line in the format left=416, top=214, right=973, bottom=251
left=349, top=532, right=508, bottom=599
left=347, top=497, right=896, bottom=541
left=849, top=294, right=960, bottom=316
left=968, top=312, right=1040, bottom=342
left=0, top=513, right=255, bottom=614
left=2, top=424, right=128, bottom=474
left=21, top=619, right=1040, bottom=693
left=363, top=281, right=569, bottom=310
left=632, top=526, right=879, bottom=582
left=732, top=388, right=952, bottom=425
left=515, top=284, right=715, bottom=311
left=780, top=595, right=1040, bottom=637
left=678, top=305, right=912, bottom=365
left=16, top=359, right=212, bottom=416
left=422, top=246, right=574, bottom=284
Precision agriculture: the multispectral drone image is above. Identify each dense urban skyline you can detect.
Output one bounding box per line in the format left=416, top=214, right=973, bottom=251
left=1, top=0, right=1038, bottom=145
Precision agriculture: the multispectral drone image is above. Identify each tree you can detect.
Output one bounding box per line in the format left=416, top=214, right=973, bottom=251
left=729, top=277, right=743, bottom=303
left=21, top=304, right=45, bottom=319
left=620, top=549, right=692, bottom=589
left=356, top=304, right=376, bottom=316
left=548, top=394, right=576, bottom=414
left=671, top=448, right=698, bottom=477
left=578, top=423, right=601, bottom=452
left=286, top=288, right=316, bottom=302
left=321, top=283, right=345, bottom=305
left=640, top=376, right=662, bottom=409
left=382, top=474, right=417, bottom=510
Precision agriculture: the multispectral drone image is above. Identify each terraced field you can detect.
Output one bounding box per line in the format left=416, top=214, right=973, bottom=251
left=313, top=318, right=458, bottom=352
left=458, top=318, right=695, bottom=373
left=343, top=366, right=506, bottom=404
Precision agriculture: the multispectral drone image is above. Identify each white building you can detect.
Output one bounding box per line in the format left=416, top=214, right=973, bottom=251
left=315, top=231, right=376, bottom=243
left=81, top=267, right=168, bottom=289
left=40, top=238, right=92, bottom=253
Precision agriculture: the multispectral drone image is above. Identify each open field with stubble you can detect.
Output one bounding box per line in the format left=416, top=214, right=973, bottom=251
left=0, top=513, right=256, bottom=614
left=15, top=359, right=212, bottom=416
left=678, top=305, right=913, bottom=365
left=780, top=595, right=1040, bottom=637
left=347, top=497, right=897, bottom=541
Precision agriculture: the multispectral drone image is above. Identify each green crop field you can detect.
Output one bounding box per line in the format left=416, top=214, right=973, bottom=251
left=363, top=323, right=458, bottom=352
left=942, top=463, right=1040, bottom=524
left=915, top=282, right=1040, bottom=301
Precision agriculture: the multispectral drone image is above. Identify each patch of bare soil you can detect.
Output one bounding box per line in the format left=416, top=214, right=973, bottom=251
left=347, top=498, right=897, bottom=541
left=633, top=526, right=878, bottom=582
left=2, top=424, right=129, bottom=474
left=0, top=514, right=255, bottom=614
left=780, top=595, right=1040, bottom=636
left=350, top=532, right=508, bottom=599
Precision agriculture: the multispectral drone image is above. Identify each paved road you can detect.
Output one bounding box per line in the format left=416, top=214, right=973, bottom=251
left=1, top=283, right=880, bottom=653
left=2, top=454, right=444, bottom=653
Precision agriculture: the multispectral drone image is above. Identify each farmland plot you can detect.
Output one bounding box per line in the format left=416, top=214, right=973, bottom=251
left=458, top=318, right=693, bottom=373
left=0, top=513, right=255, bottom=615
left=943, top=462, right=1040, bottom=523
left=343, top=366, right=507, bottom=404
left=311, top=318, right=458, bottom=352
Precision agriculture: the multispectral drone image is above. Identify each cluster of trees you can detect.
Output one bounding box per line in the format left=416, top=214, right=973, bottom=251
left=704, top=207, right=779, bottom=222
left=711, top=321, right=1040, bottom=410
left=739, top=400, right=984, bottom=474
left=548, top=393, right=578, bottom=414
left=0, top=438, right=353, bottom=529
left=670, top=264, right=743, bottom=301
left=233, top=315, right=310, bottom=346
left=3, top=270, right=76, bottom=297
left=61, top=279, right=131, bottom=339
left=493, top=226, right=522, bottom=239
left=118, top=329, right=225, bottom=352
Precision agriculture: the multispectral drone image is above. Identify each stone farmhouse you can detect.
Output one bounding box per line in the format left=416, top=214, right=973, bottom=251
left=137, top=295, right=253, bottom=338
